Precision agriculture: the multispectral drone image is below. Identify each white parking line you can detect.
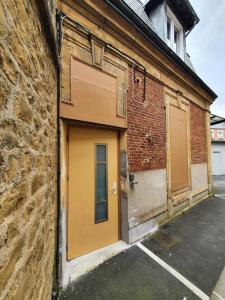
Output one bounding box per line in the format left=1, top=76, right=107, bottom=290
left=215, top=195, right=225, bottom=200
left=136, top=242, right=209, bottom=300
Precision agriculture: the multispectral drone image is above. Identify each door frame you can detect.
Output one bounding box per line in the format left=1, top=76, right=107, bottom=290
left=165, top=90, right=192, bottom=215
left=65, top=122, right=122, bottom=260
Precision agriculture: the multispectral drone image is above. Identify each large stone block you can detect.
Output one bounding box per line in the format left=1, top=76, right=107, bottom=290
left=0, top=182, right=29, bottom=220
left=2, top=155, right=18, bottom=184
left=15, top=98, right=33, bottom=123
left=0, top=238, right=25, bottom=292
left=31, top=174, right=44, bottom=195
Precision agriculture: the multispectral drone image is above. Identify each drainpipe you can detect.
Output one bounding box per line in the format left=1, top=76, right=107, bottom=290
left=52, top=10, right=63, bottom=300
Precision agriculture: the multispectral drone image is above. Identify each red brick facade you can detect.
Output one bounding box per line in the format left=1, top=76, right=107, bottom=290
left=190, top=103, right=207, bottom=164
left=127, top=67, right=166, bottom=172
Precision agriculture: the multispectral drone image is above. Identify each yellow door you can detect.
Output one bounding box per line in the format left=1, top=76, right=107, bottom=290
left=67, top=127, right=119, bottom=260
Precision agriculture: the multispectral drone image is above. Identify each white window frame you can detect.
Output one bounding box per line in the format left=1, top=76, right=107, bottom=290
left=211, top=130, right=215, bottom=139
left=218, top=130, right=224, bottom=140
left=166, top=6, right=184, bottom=60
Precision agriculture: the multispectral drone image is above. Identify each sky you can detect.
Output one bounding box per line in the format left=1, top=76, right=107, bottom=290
left=185, top=0, right=225, bottom=116
left=139, top=0, right=225, bottom=116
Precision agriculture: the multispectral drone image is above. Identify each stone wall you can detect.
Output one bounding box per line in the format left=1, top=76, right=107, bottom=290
left=0, top=1, right=57, bottom=299
left=127, top=67, right=166, bottom=172
left=190, top=102, right=207, bottom=164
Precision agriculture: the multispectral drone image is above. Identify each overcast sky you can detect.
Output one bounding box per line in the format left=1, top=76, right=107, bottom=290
left=139, top=0, right=225, bottom=116
left=186, top=0, right=225, bottom=116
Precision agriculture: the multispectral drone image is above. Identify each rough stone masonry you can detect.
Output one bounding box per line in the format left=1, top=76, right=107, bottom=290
left=0, top=1, right=57, bottom=299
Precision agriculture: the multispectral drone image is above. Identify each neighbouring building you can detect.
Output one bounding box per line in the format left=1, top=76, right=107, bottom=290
left=0, top=0, right=218, bottom=299
left=211, top=114, right=225, bottom=175
left=57, top=0, right=217, bottom=290
left=0, top=1, right=58, bottom=299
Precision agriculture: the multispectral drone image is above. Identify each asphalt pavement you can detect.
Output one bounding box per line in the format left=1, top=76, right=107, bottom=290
left=213, top=175, right=225, bottom=197
left=60, top=178, right=225, bottom=300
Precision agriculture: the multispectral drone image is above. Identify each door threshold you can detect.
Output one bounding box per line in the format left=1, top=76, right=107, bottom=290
left=62, top=241, right=130, bottom=288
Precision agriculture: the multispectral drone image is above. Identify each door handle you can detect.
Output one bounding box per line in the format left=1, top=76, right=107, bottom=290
left=111, top=181, right=117, bottom=195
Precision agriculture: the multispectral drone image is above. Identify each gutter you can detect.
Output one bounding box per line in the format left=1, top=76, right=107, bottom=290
left=105, top=0, right=217, bottom=100
left=185, top=20, right=198, bottom=37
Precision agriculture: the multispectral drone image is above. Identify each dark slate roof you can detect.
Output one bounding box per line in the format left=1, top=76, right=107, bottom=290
left=185, top=53, right=196, bottom=72
left=211, top=114, right=225, bottom=126
left=168, top=0, right=199, bottom=31
left=123, top=0, right=156, bottom=31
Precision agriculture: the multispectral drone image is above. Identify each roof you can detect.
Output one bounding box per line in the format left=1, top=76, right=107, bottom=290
left=124, top=0, right=195, bottom=71
left=211, top=114, right=225, bottom=126
left=123, top=0, right=156, bottom=30
left=105, top=0, right=217, bottom=100
left=144, top=0, right=199, bottom=32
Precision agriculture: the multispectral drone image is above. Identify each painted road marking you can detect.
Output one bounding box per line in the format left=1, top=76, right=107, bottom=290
left=137, top=242, right=209, bottom=300
left=212, top=291, right=225, bottom=300
left=215, top=195, right=225, bottom=200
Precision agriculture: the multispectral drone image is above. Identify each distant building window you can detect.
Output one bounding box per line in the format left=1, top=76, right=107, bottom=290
left=166, top=6, right=184, bottom=59
left=211, top=130, right=214, bottom=139
left=218, top=130, right=224, bottom=140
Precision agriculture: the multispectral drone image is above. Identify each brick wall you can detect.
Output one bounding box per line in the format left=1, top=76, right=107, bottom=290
left=190, top=103, right=207, bottom=164
left=127, top=67, right=166, bottom=172
left=0, top=1, right=57, bottom=299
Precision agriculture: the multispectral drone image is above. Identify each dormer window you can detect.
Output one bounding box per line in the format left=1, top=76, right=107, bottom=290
left=174, top=26, right=179, bottom=53
left=166, top=6, right=184, bottom=59
left=167, top=16, right=171, bottom=41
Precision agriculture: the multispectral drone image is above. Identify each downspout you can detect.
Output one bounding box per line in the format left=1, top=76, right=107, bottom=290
left=143, top=67, right=147, bottom=102
left=52, top=10, right=64, bottom=300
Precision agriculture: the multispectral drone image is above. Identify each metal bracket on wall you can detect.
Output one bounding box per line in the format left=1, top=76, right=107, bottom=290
left=129, top=173, right=138, bottom=188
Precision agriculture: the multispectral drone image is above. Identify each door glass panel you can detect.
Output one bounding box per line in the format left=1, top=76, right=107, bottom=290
left=96, top=202, right=107, bottom=223
left=97, top=144, right=106, bottom=161
left=95, top=144, right=108, bottom=223
left=97, top=164, right=106, bottom=192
